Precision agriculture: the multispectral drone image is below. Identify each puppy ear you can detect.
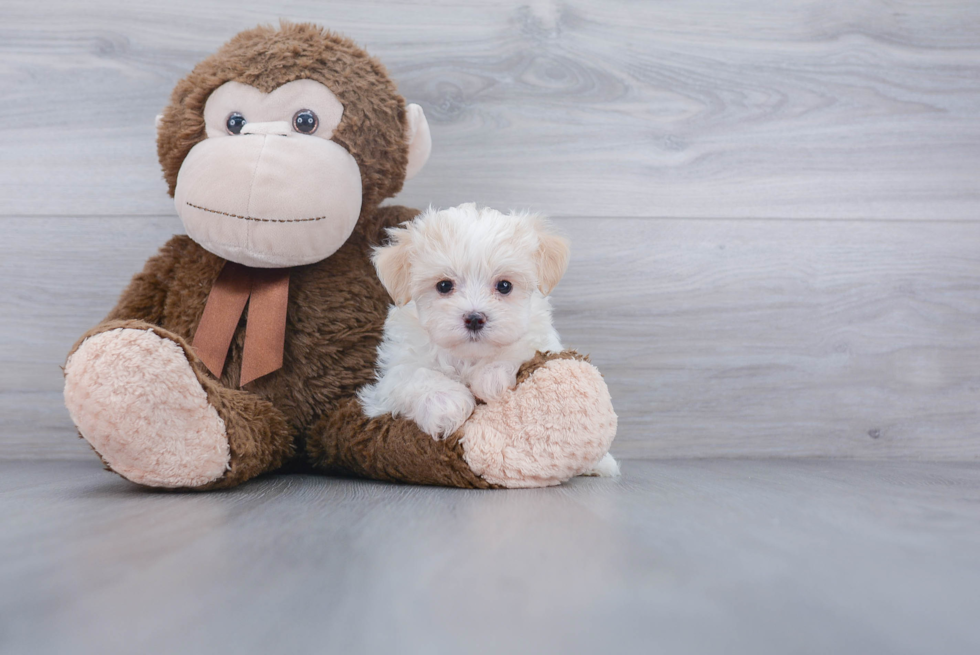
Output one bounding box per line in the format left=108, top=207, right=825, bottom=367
left=372, top=228, right=414, bottom=306
left=534, top=218, right=570, bottom=295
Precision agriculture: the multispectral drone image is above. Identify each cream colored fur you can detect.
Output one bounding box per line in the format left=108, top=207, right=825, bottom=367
left=175, top=119, right=363, bottom=268
left=63, top=328, right=230, bottom=488
left=403, top=103, right=431, bottom=180
left=461, top=358, right=618, bottom=487
left=361, top=204, right=619, bottom=483
left=173, top=79, right=431, bottom=268
left=360, top=205, right=568, bottom=439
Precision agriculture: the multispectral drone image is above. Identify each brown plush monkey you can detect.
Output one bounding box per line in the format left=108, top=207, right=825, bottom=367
left=63, top=23, right=617, bottom=490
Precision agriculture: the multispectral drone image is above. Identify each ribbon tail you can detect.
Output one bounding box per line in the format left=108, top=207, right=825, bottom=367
left=240, top=268, right=290, bottom=386
left=192, top=262, right=252, bottom=379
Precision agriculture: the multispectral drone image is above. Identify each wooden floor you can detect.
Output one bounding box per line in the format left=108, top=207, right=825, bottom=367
left=2, top=2, right=980, bottom=652
left=2, top=459, right=979, bottom=655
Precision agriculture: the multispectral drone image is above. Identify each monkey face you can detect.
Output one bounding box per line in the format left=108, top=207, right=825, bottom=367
left=174, top=80, right=363, bottom=268
left=159, top=24, right=433, bottom=267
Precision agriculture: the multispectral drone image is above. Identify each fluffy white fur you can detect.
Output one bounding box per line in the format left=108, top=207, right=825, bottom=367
left=360, top=203, right=619, bottom=478
left=359, top=203, right=565, bottom=437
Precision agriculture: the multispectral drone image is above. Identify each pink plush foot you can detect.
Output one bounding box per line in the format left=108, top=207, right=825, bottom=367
left=461, top=357, right=617, bottom=488
left=64, top=328, right=230, bottom=488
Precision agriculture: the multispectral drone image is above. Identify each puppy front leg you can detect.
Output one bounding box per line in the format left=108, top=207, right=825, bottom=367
left=399, top=368, right=476, bottom=440
left=469, top=361, right=520, bottom=403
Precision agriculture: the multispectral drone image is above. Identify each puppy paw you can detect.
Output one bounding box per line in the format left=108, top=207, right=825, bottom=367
left=469, top=361, right=519, bottom=403
left=413, top=386, right=477, bottom=440
left=581, top=453, right=621, bottom=478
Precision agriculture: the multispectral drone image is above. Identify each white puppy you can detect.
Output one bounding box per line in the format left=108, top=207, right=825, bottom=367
left=358, top=203, right=562, bottom=435
left=359, top=203, right=619, bottom=478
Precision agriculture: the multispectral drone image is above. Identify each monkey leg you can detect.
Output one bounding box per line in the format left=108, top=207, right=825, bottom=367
left=64, top=320, right=293, bottom=490
left=306, top=351, right=617, bottom=489
left=307, top=398, right=496, bottom=489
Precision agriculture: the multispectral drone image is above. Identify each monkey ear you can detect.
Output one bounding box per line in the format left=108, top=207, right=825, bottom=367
left=534, top=218, right=571, bottom=296
left=404, top=104, right=431, bottom=181
left=372, top=228, right=414, bottom=306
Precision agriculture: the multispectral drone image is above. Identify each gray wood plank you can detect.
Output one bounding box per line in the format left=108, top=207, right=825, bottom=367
left=3, top=215, right=978, bottom=460
left=1, top=459, right=978, bottom=654
left=1, top=0, right=979, bottom=219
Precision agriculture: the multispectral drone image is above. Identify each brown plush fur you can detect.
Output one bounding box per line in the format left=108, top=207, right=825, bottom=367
left=514, top=350, right=590, bottom=386
left=70, top=23, right=596, bottom=490
left=69, top=206, right=585, bottom=489
left=69, top=318, right=295, bottom=489
left=305, top=351, right=594, bottom=489
left=308, top=396, right=496, bottom=489
left=69, top=203, right=412, bottom=487
left=157, top=21, right=409, bottom=215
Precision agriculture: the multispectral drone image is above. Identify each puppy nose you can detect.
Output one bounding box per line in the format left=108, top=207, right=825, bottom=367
left=464, top=312, right=487, bottom=332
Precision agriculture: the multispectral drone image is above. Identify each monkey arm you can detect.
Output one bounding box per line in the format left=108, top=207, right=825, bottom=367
left=66, top=238, right=186, bottom=366
left=104, top=236, right=184, bottom=324
left=64, top=237, right=296, bottom=489
left=306, top=350, right=617, bottom=489
left=66, top=236, right=192, bottom=365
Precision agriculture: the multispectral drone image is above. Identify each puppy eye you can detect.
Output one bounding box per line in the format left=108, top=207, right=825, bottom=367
left=293, top=109, right=318, bottom=134
left=496, top=280, right=513, bottom=295
left=226, top=113, right=246, bottom=134
left=436, top=280, right=454, bottom=294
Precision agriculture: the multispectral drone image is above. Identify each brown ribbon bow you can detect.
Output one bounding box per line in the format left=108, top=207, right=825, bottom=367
left=192, top=262, right=290, bottom=386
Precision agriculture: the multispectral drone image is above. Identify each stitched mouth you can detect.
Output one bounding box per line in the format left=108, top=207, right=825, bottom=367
left=186, top=202, right=328, bottom=223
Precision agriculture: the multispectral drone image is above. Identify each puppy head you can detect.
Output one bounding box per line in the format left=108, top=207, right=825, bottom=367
left=372, top=203, right=569, bottom=356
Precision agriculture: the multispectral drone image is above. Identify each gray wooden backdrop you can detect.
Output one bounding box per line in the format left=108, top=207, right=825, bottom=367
left=2, top=0, right=978, bottom=460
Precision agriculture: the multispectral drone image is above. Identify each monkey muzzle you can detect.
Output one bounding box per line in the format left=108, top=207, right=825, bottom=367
left=174, top=121, right=363, bottom=268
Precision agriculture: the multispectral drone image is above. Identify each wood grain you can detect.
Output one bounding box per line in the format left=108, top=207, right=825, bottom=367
left=1, top=1, right=979, bottom=461
left=3, top=215, right=978, bottom=460
left=2, top=459, right=979, bottom=654
left=559, top=217, right=980, bottom=459
left=3, top=4, right=980, bottom=650
left=1, top=0, right=979, bottom=219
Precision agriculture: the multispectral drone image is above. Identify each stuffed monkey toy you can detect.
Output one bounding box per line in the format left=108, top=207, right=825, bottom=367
left=63, top=22, right=617, bottom=490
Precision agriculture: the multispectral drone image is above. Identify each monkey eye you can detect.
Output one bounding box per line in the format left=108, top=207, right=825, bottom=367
left=226, top=113, right=246, bottom=135
left=495, top=280, right=513, bottom=295
left=436, top=280, right=454, bottom=294
left=293, top=109, right=318, bottom=134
